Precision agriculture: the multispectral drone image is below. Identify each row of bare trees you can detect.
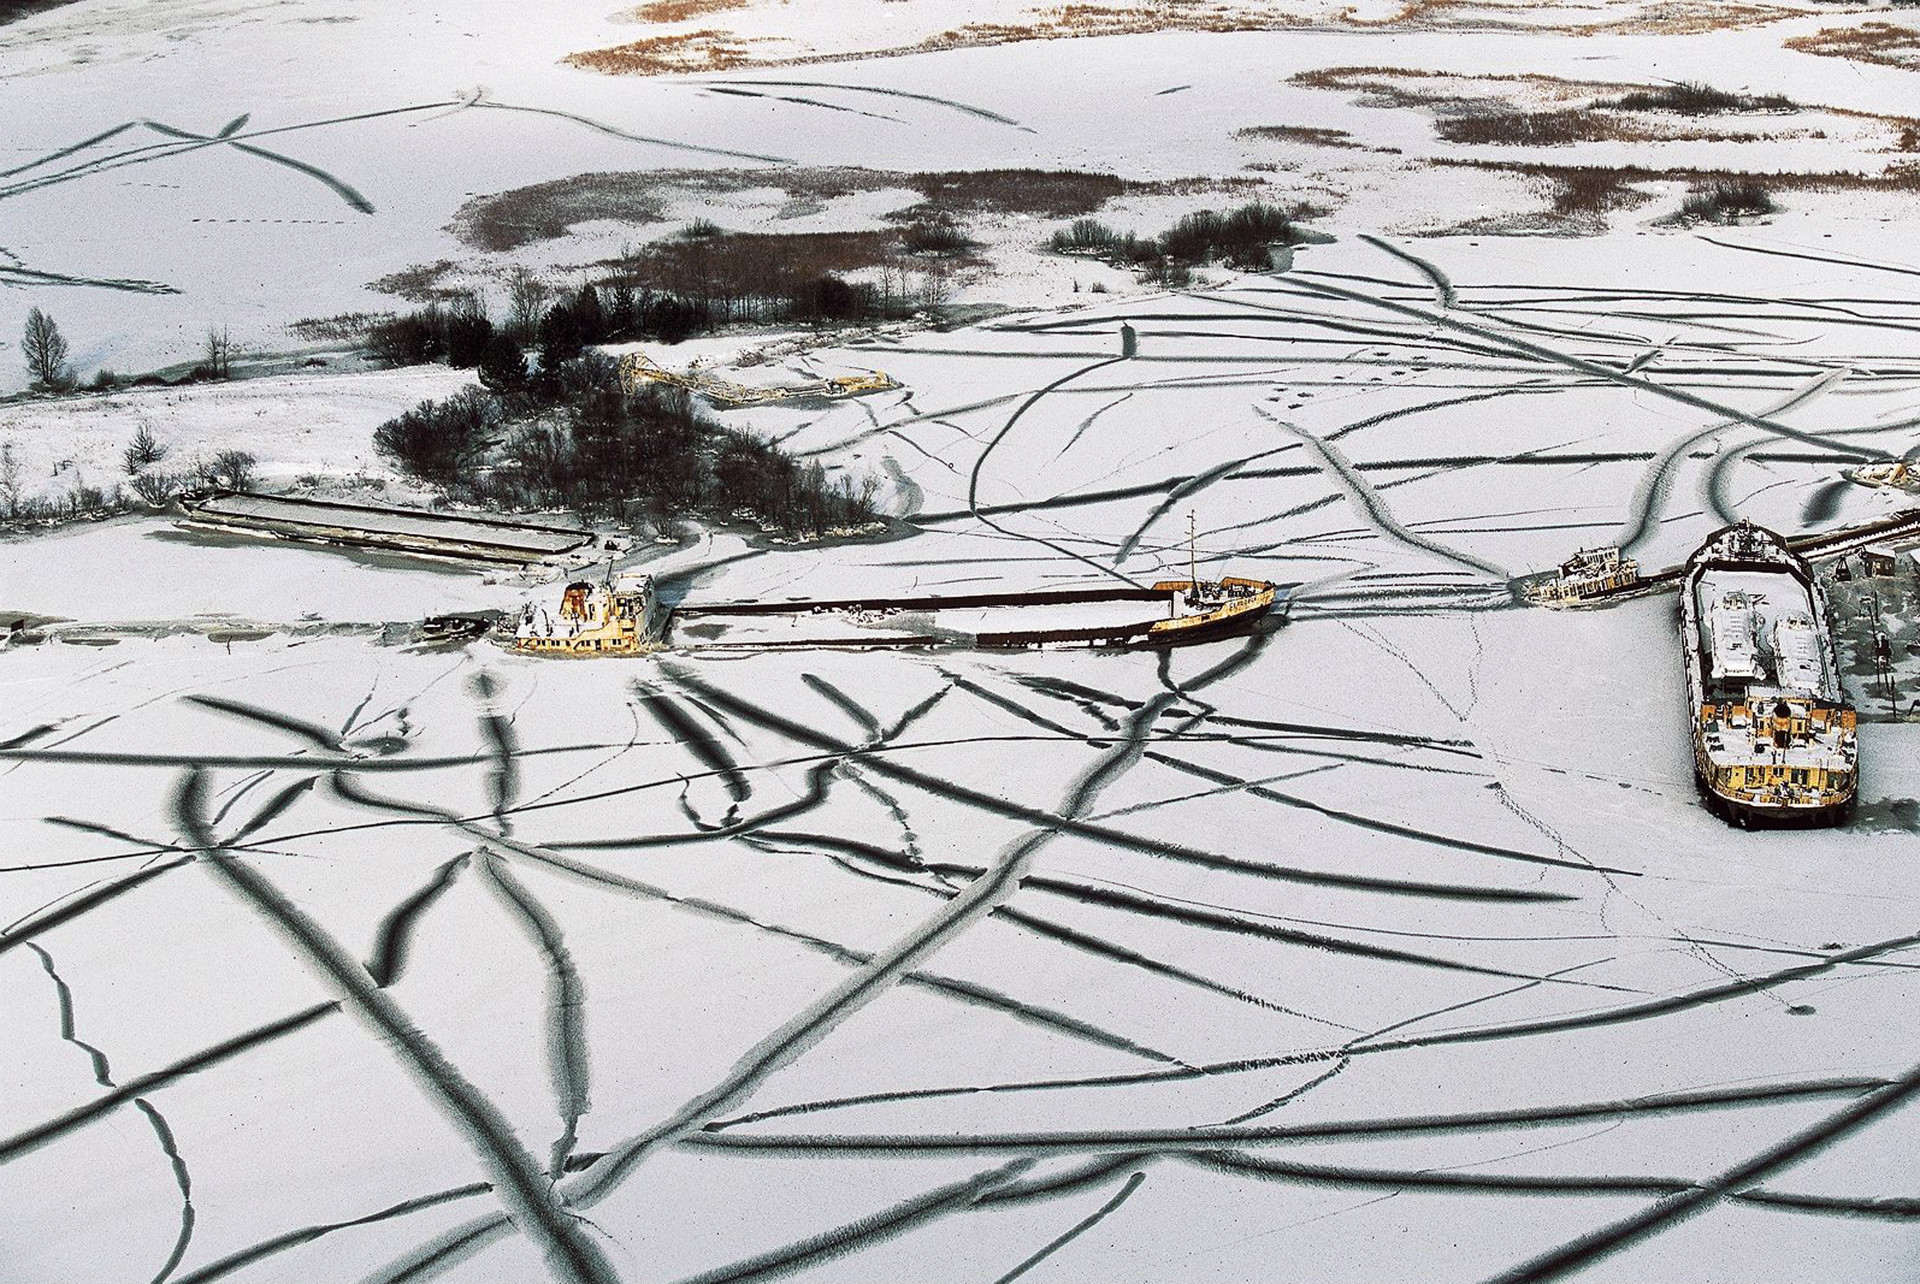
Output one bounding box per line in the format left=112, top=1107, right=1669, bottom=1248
left=15, top=308, right=238, bottom=392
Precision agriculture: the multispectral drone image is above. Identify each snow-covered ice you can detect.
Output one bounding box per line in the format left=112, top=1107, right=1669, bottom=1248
left=7, top=3, right=1920, bottom=1283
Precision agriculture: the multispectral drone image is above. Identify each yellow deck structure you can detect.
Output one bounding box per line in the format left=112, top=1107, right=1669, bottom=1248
left=512, top=575, right=663, bottom=656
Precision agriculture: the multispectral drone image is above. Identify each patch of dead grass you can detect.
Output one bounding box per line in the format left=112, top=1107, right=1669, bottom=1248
left=1236, top=124, right=1367, bottom=148
left=447, top=166, right=1260, bottom=253
left=1437, top=109, right=1656, bottom=145
left=1441, top=156, right=1920, bottom=197
left=449, top=175, right=671, bottom=252
left=564, top=28, right=763, bottom=75
left=629, top=0, right=747, bottom=22
left=1786, top=22, right=1920, bottom=70
left=1293, top=65, right=1895, bottom=149
left=367, top=260, right=471, bottom=302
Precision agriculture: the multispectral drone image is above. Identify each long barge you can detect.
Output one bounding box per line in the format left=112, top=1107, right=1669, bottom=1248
left=180, top=491, right=596, bottom=566
left=511, top=576, right=1288, bottom=656
left=1681, top=521, right=1857, bottom=826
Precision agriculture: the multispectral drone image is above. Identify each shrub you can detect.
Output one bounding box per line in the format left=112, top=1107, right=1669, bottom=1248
left=1158, top=202, right=1293, bottom=265
left=206, top=450, right=258, bottom=490
left=1049, top=217, right=1121, bottom=253
left=1436, top=109, right=1626, bottom=146
left=123, top=424, right=168, bottom=475
left=377, top=372, right=879, bottom=537
left=373, top=388, right=499, bottom=484
left=131, top=471, right=178, bottom=506
left=368, top=309, right=444, bottom=367
left=1045, top=200, right=1297, bottom=278
left=1602, top=82, right=1796, bottom=115
left=445, top=297, right=493, bottom=368
left=1675, top=180, right=1778, bottom=223
left=899, top=219, right=974, bottom=256
left=791, top=273, right=866, bottom=325
left=477, top=334, right=530, bottom=392
left=537, top=303, right=586, bottom=372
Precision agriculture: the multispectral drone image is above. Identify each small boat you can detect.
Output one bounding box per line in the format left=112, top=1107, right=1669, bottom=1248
left=1681, top=521, right=1857, bottom=826
left=1525, top=546, right=1640, bottom=606
left=1843, top=460, right=1920, bottom=494
left=419, top=613, right=495, bottom=644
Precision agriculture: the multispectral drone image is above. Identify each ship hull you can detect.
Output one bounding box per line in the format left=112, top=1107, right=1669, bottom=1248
left=670, top=580, right=1288, bottom=653
left=1695, top=773, right=1855, bottom=828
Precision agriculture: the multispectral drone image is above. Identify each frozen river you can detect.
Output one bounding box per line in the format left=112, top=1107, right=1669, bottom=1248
left=6, top=240, right=1920, bottom=1284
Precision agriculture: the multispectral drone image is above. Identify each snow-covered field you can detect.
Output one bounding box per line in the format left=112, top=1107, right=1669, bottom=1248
left=8, top=3, right=1920, bottom=1283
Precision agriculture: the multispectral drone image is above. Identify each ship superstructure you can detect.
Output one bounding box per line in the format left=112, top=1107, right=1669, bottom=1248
left=512, top=574, right=663, bottom=656
left=1681, top=522, right=1857, bottom=825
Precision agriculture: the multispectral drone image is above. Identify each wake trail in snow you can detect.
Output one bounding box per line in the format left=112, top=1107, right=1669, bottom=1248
left=1617, top=365, right=1852, bottom=555
left=696, top=79, right=1032, bottom=129
left=991, top=1170, right=1148, bottom=1284
left=172, top=768, right=619, bottom=1284
left=26, top=942, right=196, bottom=1284
left=477, top=853, right=592, bottom=1178
left=1258, top=408, right=1511, bottom=581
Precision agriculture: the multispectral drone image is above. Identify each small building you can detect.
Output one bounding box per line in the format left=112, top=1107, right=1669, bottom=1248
left=1861, top=544, right=1901, bottom=577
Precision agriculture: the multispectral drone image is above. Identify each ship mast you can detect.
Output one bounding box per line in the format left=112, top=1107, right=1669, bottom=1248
left=1188, top=511, right=1199, bottom=588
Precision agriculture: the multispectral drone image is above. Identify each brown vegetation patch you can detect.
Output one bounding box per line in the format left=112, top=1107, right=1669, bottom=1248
left=1237, top=124, right=1365, bottom=148
left=368, top=260, right=472, bottom=302
left=564, top=28, right=763, bottom=75
left=449, top=175, right=670, bottom=252
left=619, top=229, right=906, bottom=296
left=1437, top=109, right=1656, bottom=146
left=1291, top=65, right=1895, bottom=150
left=449, top=166, right=1252, bottom=253
left=900, top=169, right=1135, bottom=219
left=1786, top=22, right=1920, bottom=70
left=630, top=0, right=746, bottom=22
left=1591, top=2, right=1800, bottom=36
left=567, top=3, right=1308, bottom=76
left=1443, top=157, right=1920, bottom=195
left=1414, top=155, right=1920, bottom=236
left=1598, top=81, right=1796, bottom=114
left=288, top=312, right=389, bottom=342
left=1543, top=166, right=1655, bottom=216
left=564, top=0, right=1816, bottom=76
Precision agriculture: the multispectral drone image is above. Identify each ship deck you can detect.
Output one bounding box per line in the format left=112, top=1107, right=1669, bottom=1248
left=1691, top=566, right=1837, bottom=704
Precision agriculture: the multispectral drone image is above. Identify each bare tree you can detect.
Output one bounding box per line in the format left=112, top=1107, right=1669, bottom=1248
left=202, top=326, right=237, bottom=380
left=21, top=308, right=71, bottom=390
left=0, top=441, right=22, bottom=518
left=506, top=268, right=549, bottom=344
left=123, top=423, right=169, bottom=475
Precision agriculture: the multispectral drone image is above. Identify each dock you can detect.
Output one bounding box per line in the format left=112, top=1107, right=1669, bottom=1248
left=178, top=492, right=598, bottom=566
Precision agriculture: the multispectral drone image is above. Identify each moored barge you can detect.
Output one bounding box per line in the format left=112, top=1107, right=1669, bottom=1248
left=510, top=574, right=1287, bottom=656
left=1681, top=522, right=1857, bottom=826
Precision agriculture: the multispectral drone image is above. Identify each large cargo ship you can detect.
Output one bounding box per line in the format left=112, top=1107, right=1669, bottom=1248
left=1680, top=522, right=1857, bottom=826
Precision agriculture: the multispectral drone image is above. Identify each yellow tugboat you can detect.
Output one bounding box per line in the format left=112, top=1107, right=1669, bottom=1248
left=1682, top=522, right=1857, bottom=826
left=512, top=574, right=663, bottom=656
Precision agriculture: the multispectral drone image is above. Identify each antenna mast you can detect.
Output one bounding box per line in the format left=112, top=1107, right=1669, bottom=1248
left=1188, top=511, right=1199, bottom=588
